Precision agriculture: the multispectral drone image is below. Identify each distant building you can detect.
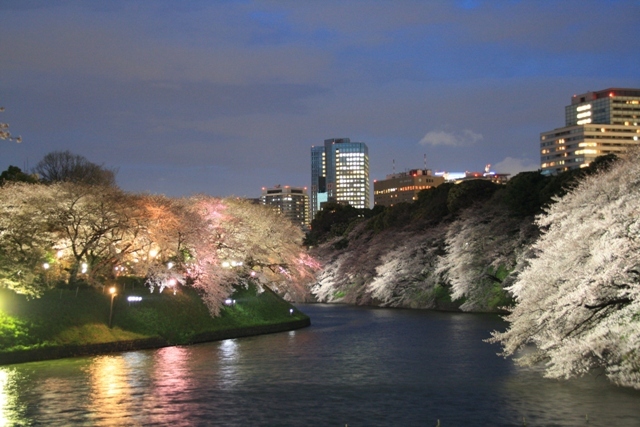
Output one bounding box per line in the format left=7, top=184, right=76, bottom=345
left=541, top=88, right=640, bottom=174
left=310, top=138, right=370, bottom=219
left=310, top=145, right=327, bottom=221
left=260, top=185, right=309, bottom=228
left=374, top=169, right=445, bottom=207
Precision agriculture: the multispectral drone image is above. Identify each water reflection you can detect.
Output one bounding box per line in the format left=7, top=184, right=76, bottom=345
left=0, top=368, right=21, bottom=427
left=218, top=339, right=239, bottom=390
left=86, top=355, right=134, bottom=425
left=0, top=305, right=638, bottom=426
left=141, top=345, right=200, bottom=425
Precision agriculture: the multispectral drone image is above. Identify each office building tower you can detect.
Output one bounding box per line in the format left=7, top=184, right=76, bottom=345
left=541, top=88, right=640, bottom=174
left=310, top=138, right=370, bottom=219
left=374, top=169, right=444, bottom=207
left=310, top=145, right=327, bottom=222
left=260, top=185, right=309, bottom=228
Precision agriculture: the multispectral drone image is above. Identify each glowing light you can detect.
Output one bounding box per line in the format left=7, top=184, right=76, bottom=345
left=167, top=262, right=174, bottom=269
left=576, top=104, right=592, bottom=112
left=168, top=278, right=177, bottom=286
left=127, top=296, right=142, bottom=302
left=222, top=261, right=230, bottom=268
left=42, top=263, right=50, bottom=270
left=109, top=287, right=117, bottom=295
left=57, top=250, right=64, bottom=258
left=149, top=249, right=158, bottom=258
left=81, top=263, right=88, bottom=274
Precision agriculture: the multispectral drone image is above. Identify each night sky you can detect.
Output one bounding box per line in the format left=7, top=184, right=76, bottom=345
left=1, top=0, right=639, bottom=199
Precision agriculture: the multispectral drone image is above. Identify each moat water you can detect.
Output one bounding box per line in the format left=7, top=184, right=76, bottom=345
left=1, top=304, right=638, bottom=426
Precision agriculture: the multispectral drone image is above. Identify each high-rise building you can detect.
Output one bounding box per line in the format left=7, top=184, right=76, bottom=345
left=310, top=138, right=370, bottom=219
left=260, top=185, right=309, bottom=228
left=310, top=145, right=326, bottom=221
left=374, top=169, right=444, bottom=207
left=541, top=88, right=640, bottom=174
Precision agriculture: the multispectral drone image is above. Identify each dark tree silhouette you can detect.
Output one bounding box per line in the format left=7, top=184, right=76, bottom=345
left=34, top=150, right=117, bottom=187
left=0, top=166, right=38, bottom=186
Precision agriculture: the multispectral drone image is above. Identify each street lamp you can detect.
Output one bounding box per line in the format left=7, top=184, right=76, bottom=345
left=108, top=286, right=117, bottom=328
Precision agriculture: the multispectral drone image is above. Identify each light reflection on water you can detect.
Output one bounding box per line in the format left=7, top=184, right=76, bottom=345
left=0, top=304, right=638, bottom=426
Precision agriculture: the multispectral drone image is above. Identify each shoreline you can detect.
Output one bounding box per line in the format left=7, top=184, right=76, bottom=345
left=0, top=318, right=310, bottom=366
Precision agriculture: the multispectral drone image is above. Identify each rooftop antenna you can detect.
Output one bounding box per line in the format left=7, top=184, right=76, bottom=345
left=392, top=159, right=395, bottom=174
left=424, top=154, right=427, bottom=170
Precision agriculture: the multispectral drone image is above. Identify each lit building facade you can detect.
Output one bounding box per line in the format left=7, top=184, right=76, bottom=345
left=310, top=138, right=370, bottom=219
left=541, top=88, right=640, bottom=174
left=310, top=145, right=326, bottom=221
left=260, top=185, right=309, bottom=228
left=374, top=169, right=444, bottom=207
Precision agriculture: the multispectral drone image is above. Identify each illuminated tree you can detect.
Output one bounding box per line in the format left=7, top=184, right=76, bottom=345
left=181, top=197, right=318, bottom=315
left=0, top=182, right=56, bottom=296
left=42, top=183, right=140, bottom=286
left=437, top=199, right=538, bottom=311
left=489, top=151, right=640, bottom=389
left=0, top=182, right=318, bottom=316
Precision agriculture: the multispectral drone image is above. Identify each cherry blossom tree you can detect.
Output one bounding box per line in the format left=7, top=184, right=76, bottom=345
left=312, top=220, right=448, bottom=309
left=489, top=151, right=640, bottom=389
left=437, top=196, right=539, bottom=312
left=48, top=184, right=140, bottom=285
left=179, top=197, right=317, bottom=315
left=0, top=106, right=21, bottom=143
left=0, top=182, right=56, bottom=296
left=0, top=181, right=318, bottom=316
left=128, top=194, right=198, bottom=293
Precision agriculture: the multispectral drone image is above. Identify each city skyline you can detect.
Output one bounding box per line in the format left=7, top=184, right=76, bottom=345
left=1, top=1, right=639, bottom=198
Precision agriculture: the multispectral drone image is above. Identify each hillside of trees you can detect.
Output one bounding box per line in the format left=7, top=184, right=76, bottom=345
left=309, top=152, right=640, bottom=389
left=308, top=154, right=618, bottom=312
left=0, top=152, right=318, bottom=318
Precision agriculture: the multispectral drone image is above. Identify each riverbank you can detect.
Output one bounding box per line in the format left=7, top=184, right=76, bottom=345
left=0, top=283, right=310, bottom=365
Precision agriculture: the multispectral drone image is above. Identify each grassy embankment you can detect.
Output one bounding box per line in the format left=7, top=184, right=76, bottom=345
left=0, top=279, right=309, bottom=363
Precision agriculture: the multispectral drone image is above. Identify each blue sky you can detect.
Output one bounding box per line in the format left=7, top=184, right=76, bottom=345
left=1, top=0, right=639, bottom=198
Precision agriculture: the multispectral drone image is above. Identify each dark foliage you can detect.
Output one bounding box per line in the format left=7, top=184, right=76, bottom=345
left=34, top=150, right=118, bottom=187
left=446, top=179, right=501, bottom=214
left=504, top=154, right=621, bottom=218
left=305, top=203, right=363, bottom=245
left=0, top=165, right=38, bottom=186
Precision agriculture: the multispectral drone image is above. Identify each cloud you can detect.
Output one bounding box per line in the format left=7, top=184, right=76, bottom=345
left=493, top=157, right=540, bottom=175
left=419, top=130, right=483, bottom=147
